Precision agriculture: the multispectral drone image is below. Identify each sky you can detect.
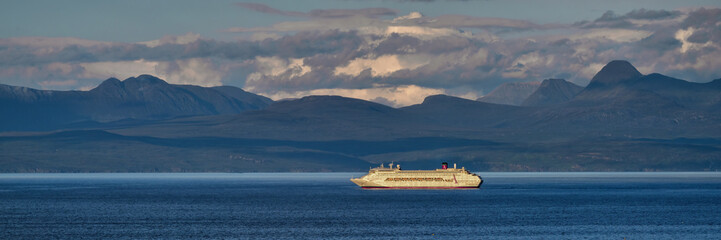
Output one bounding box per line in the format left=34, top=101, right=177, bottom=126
left=2, top=0, right=721, bottom=107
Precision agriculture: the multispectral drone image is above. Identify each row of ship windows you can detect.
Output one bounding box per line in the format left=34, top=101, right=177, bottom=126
left=384, top=177, right=452, bottom=182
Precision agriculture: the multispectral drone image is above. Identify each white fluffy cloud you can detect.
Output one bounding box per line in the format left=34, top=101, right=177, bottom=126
left=385, top=26, right=467, bottom=39
left=392, top=12, right=423, bottom=22
left=80, top=58, right=224, bottom=87
left=265, top=84, right=446, bottom=107
left=675, top=27, right=716, bottom=53
left=156, top=58, right=225, bottom=87
left=80, top=60, right=158, bottom=80
left=569, top=28, right=653, bottom=43
left=138, top=33, right=201, bottom=47
left=334, top=54, right=429, bottom=77
left=2, top=8, right=721, bottom=106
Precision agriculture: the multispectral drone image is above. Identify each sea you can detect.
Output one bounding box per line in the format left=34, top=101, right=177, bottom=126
left=1, top=172, right=721, bottom=239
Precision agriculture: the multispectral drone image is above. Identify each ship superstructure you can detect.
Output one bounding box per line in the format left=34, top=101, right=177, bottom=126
left=350, top=162, right=482, bottom=188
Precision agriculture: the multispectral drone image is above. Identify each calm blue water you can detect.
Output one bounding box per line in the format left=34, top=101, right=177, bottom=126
left=1, top=172, right=721, bottom=239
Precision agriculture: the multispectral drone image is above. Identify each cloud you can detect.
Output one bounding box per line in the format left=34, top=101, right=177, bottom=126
left=225, top=16, right=387, bottom=33
left=0, top=30, right=365, bottom=66
left=576, top=8, right=683, bottom=29
left=568, top=28, right=653, bottom=43
left=425, top=15, right=542, bottom=30
left=246, top=56, right=312, bottom=90
left=2, top=8, right=721, bottom=105
left=39, top=79, right=78, bottom=88
left=0, top=37, right=114, bottom=48
left=236, top=2, right=397, bottom=18
left=393, top=12, right=423, bottom=22
left=79, top=58, right=226, bottom=87
left=227, top=7, right=547, bottom=36
left=265, top=84, right=447, bottom=107
left=384, top=26, right=468, bottom=39
left=675, top=27, right=713, bottom=53
left=158, top=58, right=227, bottom=87
left=79, top=60, right=158, bottom=80
left=309, top=8, right=397, bottom=18
left=598, top=9, right=681, bottom=22
left=334, top=54, right=428, bottom=77
left=139, top=33, right=201, bottom=47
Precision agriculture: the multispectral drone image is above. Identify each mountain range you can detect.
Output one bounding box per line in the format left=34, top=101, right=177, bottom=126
left=0, top=75, right=272, bottom=131
left=1, top=60, right=720, bottom=172
left=521, top=78, right=583, bottom=107
left=477, top=81, right=540, bottom=105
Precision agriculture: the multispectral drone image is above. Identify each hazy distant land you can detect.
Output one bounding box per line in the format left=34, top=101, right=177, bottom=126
left=1, top=60, right=720, bottom=172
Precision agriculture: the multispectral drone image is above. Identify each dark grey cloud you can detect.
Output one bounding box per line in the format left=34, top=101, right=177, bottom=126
left=681, top=8, right=721, bottom=27
left=601, top=9, right=680, bottom=21
left=3, top=8, right=721, bottom=102
left=687, top=29, right=711, bottom=43
left=265, top=30, right=366, bottom=58
left=416, top=36, right=475, bottom=54
left=372, top=33, right=421, bottom=54
left=309, top=8, right=397, bottom=18
left=0, top=30, right=364, bottom=66
left=388, top=13, right=544, bottom=32
left=637, top=28, right=682, bottom=51
left=575, top=8, right=681, bottom=29
left=680, top=8, right=721, bottom=45
left=427, top=15, right=541, bottom=30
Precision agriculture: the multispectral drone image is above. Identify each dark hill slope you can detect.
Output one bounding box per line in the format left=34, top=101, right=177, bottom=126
left=0, top=75, right=272, bottom=131
left=586, top=60, right=643, bottom=88
left=522, top=61, right=721, bottom=139
left=521, top=79, right=583, bottom=107
left=112, top=95, right=433, bottom=141
left=570, top=61, right=720, bottom=111
left=627, top=73, right=721, bottom=110
left=3, top=60, right=721, bottom=172
left=477, top=82, right=540, bottom=106
left=402, top=94, right=528, bottom=129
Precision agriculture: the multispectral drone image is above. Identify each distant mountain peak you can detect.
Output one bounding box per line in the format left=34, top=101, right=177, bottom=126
left=104, top=77, right=121, bottom=83
left=271, top=95, right=389, bottom=109
left=542, top=78, right=569, bottom=86
left=123, top=75, right=169, bottom=86
left=1, top=75, right=273, bottom=131
left=588, top=60, right=642, bottom=88
left=521, top=78, right=583, bottom=107
left=422, top=94, right=478, bottom=105
left=92, top=77, right=121, bottom=90
left=423, top=94, right=459, bottom=103
left=266, top=95, right=397, bottom=117
left=477, top=81, right=541, bottom=106
left=92, top=75, right=169, bottom=92
left=283, top=95, right=364, bottom=106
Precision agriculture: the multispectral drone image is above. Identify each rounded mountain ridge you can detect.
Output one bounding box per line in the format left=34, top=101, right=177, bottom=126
left=588, top=60, right=643, bottom=87
left=92, top=75, right=169, bottom=92
left=270, top=95, right=394, bottom=111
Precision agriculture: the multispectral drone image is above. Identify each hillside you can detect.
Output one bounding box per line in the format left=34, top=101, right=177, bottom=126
left=521, top=79, right=583, bottom=107
left=0, top=75, right=272, bottom=131
left=477, top=81, right=541, bottom=106
left=1, top=60, right=720, bottom=172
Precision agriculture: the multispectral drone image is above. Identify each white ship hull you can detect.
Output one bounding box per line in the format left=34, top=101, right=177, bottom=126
left=351, top=163, right=482, bottom=188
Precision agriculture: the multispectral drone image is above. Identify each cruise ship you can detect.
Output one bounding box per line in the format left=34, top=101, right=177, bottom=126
left=350, top=162, right=482, bottom=189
